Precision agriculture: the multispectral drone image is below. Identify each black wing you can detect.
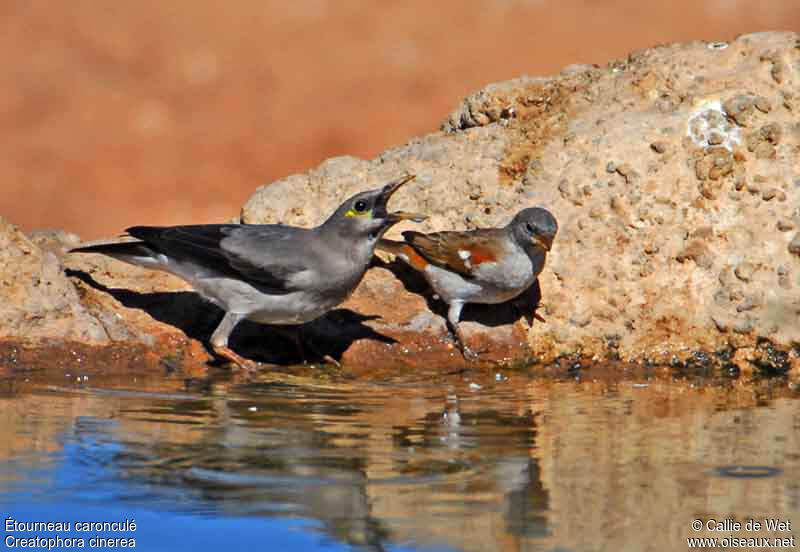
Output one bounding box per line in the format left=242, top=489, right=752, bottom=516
left=126, top=224, right=311, bottom=293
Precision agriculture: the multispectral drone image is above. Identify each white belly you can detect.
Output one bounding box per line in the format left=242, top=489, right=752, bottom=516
left=191, top=276, right=347, bottom=324
left=423, top=263, right=535, bottom=305
left=143, top=254, right=351, bottom=325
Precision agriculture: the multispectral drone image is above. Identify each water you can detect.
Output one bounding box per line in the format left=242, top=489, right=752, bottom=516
left=1, top=363, right=799, bottom=551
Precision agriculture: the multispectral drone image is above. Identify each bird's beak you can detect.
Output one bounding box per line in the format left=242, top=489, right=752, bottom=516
left=531, top=234, right=553, bottom=251
left=386, top=210, right=428, bottom=223
left=378, top=174, right=416, bottom=204
left=378, top=174, right=428, bottom=223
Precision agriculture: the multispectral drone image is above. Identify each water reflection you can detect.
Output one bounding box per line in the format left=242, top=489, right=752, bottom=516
left=1, top=366, right=799, bottom=551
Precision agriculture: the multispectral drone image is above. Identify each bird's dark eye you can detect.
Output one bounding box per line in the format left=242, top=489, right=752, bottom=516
left=354, top=200, right=368, bottom=213
left=525, top=222, right=535, bottom=234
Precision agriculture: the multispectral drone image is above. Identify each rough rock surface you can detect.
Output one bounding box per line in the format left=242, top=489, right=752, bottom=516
left=0, top=219, right=107, bottom=343
left=3, top=31, right=800, bottom=372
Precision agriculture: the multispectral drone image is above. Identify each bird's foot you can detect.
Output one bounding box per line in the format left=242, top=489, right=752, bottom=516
left=531, top=301, right=548, bottom=324
left=301, top=337, right=341, bottom=367
left=213, top=346, right=260, bottom=372
left=526, top=311, right=546, bottom=325
left=320, top=354, right=341, bottom=368
left=299, top=337, right=341, bottom=367
left=452, top=333, right=487, bottom=361
left=461, top=345, right=480, bottom=361
left=462, top=344, right=494, bottom=361
left=514, top=301, right=547, bottom=327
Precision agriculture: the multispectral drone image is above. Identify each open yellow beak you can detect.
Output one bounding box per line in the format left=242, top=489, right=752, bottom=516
left=380, top=174, right=427, bottom=223
left=387, top=210, right=428, bottom=223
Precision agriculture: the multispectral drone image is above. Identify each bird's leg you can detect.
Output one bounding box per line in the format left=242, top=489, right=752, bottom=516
left=512, top=280, right=546, bottom=327
left=210, top=312, right=258, bottom=371
left=446, top=301, right=478, bottom=361
left=513, top=297, right=546, bottom=327
left=214, top=347, right=258, bottom=371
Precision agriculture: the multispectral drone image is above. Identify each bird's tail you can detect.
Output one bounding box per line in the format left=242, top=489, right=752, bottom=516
left=376, top=238, right=407, bottom=256
left=69, top=241, right=161, bottom=269
left=376, top=238, right=428, bottom=271
left=70, top=241, right=146, bottom=255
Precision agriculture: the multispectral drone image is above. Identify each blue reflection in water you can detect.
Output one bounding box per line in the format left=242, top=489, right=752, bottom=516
left=4, top=503, right=340, bottom=552
left=2, top=366, right=795, bottom=552
left=3, top=439, right=337, bottom=551
left=2, top=433, right=450, bottom=552
left=0, top=383, right=464, bottom=552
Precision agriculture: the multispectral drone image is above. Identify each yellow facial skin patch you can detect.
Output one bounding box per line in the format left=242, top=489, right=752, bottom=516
left=344, top=208, right=372, bottom=218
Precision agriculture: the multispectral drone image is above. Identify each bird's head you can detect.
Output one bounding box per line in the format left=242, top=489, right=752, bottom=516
left=508, top=207, right=558, bottom=253
left=322, top=174, right=427, bottom=242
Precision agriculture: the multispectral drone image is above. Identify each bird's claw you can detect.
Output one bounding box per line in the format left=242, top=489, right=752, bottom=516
left=521, top=310, right=546, bottom=327
left=300, top=337, right=340, bottom=367
left=453, top=335, right=487, bottom=361
left=235, top=360, right=261, bottom=372
left=461, top=346, right=480, bottom=361
left=213, top=346, right=260, bottom=372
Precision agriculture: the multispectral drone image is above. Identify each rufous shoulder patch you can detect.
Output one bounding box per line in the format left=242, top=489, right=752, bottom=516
left=466, top=245, right=497, bottom=266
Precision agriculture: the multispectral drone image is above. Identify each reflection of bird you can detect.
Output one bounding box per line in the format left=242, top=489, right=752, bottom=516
left=378, top=207, right=558, bottom=359
left=71, top=175, right=425, bottom=369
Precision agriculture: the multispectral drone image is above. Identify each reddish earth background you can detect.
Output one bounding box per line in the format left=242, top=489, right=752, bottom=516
left=2, top=1, right=799, bottom=239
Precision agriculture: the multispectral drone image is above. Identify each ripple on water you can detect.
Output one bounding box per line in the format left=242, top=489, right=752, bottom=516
left=0, top=367, right=798, bottom=551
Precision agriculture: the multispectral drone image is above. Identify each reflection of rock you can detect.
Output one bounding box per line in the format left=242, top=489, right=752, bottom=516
left=6, top=371, right=797, bottom=552
left=2, top=32, right=800, bottom=371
